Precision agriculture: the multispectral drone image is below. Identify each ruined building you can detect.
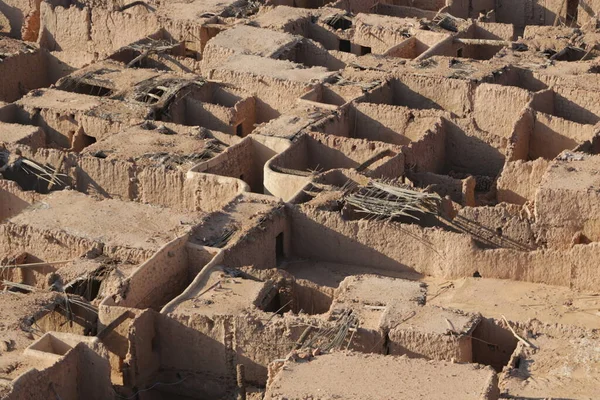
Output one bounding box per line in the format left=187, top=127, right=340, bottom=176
left=1, top=0, right=600, bottom=398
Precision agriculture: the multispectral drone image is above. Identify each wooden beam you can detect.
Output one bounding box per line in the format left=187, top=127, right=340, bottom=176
left=453, top=38, right=514, bottom=46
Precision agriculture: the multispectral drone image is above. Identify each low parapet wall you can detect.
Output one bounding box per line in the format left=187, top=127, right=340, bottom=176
left=6, top=342, right=113, bottom=400
left=109, top=235, right=191, bottom=311
left=289, top=205, right=600, bottom=291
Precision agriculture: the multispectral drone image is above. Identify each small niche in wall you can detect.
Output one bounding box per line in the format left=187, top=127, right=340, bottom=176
left=339, top=39, right=351, bottom=53
left=276, top=232, right=285, bottom=263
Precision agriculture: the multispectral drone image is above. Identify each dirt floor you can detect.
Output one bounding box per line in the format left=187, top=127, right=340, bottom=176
left=1, top=0, right=600, bottom=399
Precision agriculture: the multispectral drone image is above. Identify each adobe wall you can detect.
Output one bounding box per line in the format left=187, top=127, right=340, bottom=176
left=153, top=309, right=327, bottom=398
left=0, top=0, right=47, bottom=40
left=254, top=6, right=311, bottom=34
left=196, top=137, right=260, bottom=191
left=160, top=246, right=223, bottom=314
left=474, top=21, right=515, bottom=40
left=153, top=312, right=234, bottom=399
left=529, top=112, right=595, bottom=160
left=221, top=205, right=289, bottom=270
left=494, top=0, right=560, bottom=28
left=414, top=35, right=456, bottom=60
left=234, top=96, right=257, bottom=137
left=388, top=326, right=473, bottom=362
left=471, top=243, right=600, bottom=291
left=251, top=134, right=293, bottom=195
left=289, top=205, right=468, bottom=276
left=552, top=86, right=600, bottom=125
left=0, top=122, right=46, bottom=149
left=75, top=156, right=135, bottom=200
left=407, top=171, right=469, bottom=204
left=0, top=221, right=103, bottom=263
left=125, top=310, right=160, bottom=388
left=0, top=102, right=17, bottom=121
left=206, top=54, right=335, bottom=122
left=442, top=118, right=506, bottom=177
left=2, top=146, right=74, bottom=194
left=6, top=343, right=113, bottom=400
left=266, top=130, right=406, bottom=199
left=578, top=0, right=600, bottom=27
left=392, top=75, right=473, bottom=117
left=497, top=159, right=550, bottom=205
left=187, top=172, right=250, bottom=212
left=136, top=167, right=192, bottom=208
left=385, top=37, right=420, bottom=59
left=265, top=137, right=311, bottom=200
left=534, top=178, right=600, bottom=248
left=329, top=0, right=378, bottom=14
left=39, top=3, right=162, bottom=57
left=0, top=51, right=51, bottom=103
left=529, top=88, right=554, bottom=115
left=305, top=132, right=404, bottom=173
left=0, top=180, right=38, bottom=222
left=506, top=108, right=534, bottom=162
left=392, top=0, right=445, bottom=10
left=305, top=22, right=340, bottom=52
left=311, top=104, right=353, bottom=138
left=289, top=205, right=600, bottom=291
left=370, top=151, right=405, bottom=178
left=527, top=77, right=600, bottom=125
left=287, top=40, right=345, bottom=71
left=473, top=83, right=532, bottom=139
left=352, top=14, right=417, bottom=54
left=38, top=3, right=91, bottom=53
left=75, top=155, right=247, bottom=212
left=14, top=100, right=133, bottom=149
left=466, top=0, right=496, bottom=18
left=114, top=235, right=191, bottom=310
left=353, top=102, right=435, bottom=145
left=456, top=204, right=537, bottom=250
left=386, top=32, right=442, bottom=58
left=184, top=99, right=235, bottom=133
left=405, top=117, right=446, bottom=173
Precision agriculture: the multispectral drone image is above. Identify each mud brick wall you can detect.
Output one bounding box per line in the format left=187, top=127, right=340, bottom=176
left=474, top=83, right=532, bottom=139
left=222, top=207, right=289, bottom=270
left=5, top=343, right=112, bottom=400
left=406, top=118, right=446, bottom=173
left=507, top=108, right=534, bottom=161
left=552, top=86, right=600, bottom=125
left=392, top=75, right=474, bottom=117
left=0, top=181, right=38, bottom=222
left=0, top=51, right=51, bottom=103
left=116, top=235, right=189, bottom=310
left=184, top=99, right=234, bottom=134
left=529, top=112, right=595, bottom=159
left=497, top=159, right=549, bottom=204
left=198, top=137, right=260, bottom=191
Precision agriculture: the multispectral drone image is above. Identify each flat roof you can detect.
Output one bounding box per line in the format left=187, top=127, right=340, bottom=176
left=265, top=352, right=499, bottom=400
left=172, top=268, right=269, bottom=317
left=215, top=54, right=335, bottom=83
left=0, top=122, right=43, bottom=145
left=208, top=25, right=300, bottom=58
left=82, top=124, right=216, bottom=169
left=9, top=191, right=202, bottom=251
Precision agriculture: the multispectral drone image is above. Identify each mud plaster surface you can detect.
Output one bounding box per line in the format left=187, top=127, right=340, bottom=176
left=9, top=191, right=201, bottom=251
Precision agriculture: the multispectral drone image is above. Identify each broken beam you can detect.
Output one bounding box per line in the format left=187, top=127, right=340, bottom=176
left=453, top=38, right=514, bottom=46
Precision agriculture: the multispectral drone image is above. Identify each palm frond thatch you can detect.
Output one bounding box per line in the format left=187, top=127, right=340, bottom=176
left=343, top=180, right=441, bottom=221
